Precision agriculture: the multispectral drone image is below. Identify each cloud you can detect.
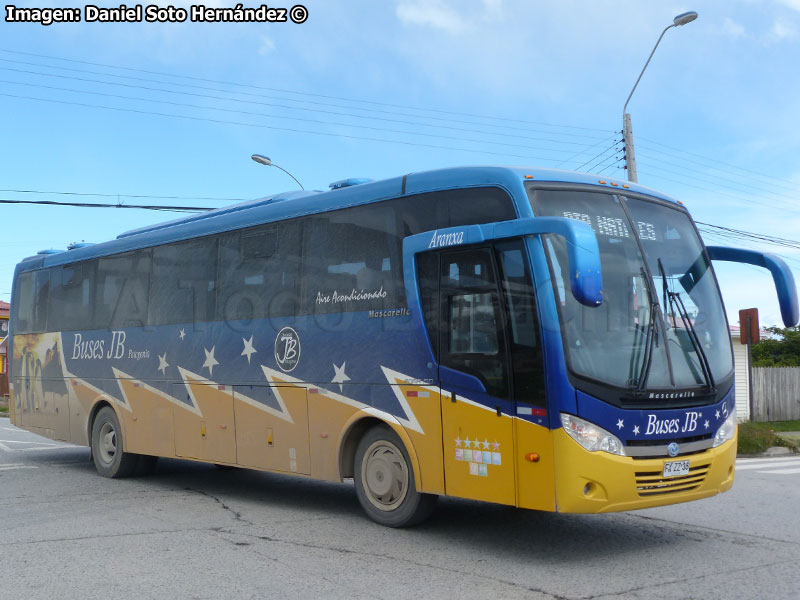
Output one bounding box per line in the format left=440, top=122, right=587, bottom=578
left=776, top=0, right=800, bottom=12
left=258, top=36, right=275, bottom=55
left=394, top=0, right=506, bottom=35
left=395, top=0, right=468, bottom=35
left=768, top=18, right=797, bottom=41
left=722, top=17, right=746, bottom=38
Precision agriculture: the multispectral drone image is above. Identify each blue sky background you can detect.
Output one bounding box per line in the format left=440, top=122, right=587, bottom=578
left=1, top=0, right=799, bottom=327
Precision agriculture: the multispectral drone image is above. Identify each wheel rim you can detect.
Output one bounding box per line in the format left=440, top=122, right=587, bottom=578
left=98, top=422, right=117, bottom=466
left=361, top=440, right=409, bottom=511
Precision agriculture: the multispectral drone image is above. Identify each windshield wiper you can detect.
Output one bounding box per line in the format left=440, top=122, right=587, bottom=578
left=658, top=258, right=716, bottom=392
left=634, top=267, right=658, bottom=392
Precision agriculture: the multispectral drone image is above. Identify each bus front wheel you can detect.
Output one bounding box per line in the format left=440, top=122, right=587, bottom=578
left=91, top=406, right=138, bottom=478
left=353, top=425, right=437, bottom=527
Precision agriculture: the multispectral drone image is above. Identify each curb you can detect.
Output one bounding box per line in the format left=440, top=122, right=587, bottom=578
left=737, top=447, right=799, bottom=459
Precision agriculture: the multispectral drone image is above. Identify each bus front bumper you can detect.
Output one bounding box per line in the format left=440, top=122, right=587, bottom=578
left=552, top=428, right=737, bottom=513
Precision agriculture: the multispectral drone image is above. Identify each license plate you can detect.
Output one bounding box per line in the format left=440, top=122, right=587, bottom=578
left=663, top=460, right=690, bottom=478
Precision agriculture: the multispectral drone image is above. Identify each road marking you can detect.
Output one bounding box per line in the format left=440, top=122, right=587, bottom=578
left=736, top=456, right=800, bottom=463
left=735, top=458, right=800, bottom=470
left=0, top=441, right=73, bottom=452
left=0, top=464, right=39, bottom=471
left=0, top=439, right=60, bottom=446
left=756, top=467, right=800, bottom=475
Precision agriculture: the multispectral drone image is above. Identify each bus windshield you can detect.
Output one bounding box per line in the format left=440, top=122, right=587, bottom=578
left=530, top=188, right=733, bottom=398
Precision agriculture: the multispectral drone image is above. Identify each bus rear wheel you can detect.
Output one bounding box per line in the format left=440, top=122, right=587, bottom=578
left=91, top=406, right=138, bottom=478
left=353, top=425, right=437, bottom=527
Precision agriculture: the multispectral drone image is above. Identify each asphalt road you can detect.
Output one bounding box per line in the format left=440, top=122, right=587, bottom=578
left=1, top=416, right=798, bottom=600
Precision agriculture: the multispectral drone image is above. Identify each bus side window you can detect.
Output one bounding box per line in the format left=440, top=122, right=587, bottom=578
left=149, top=237, right=218, bottom=327
left=438, top=248, right=509, bottom=400
left=12, top=271, right=35, bottom=334
left=416, top=252, right=440, bottom=361
left=217, top=220, right=302, bottom=323
left=496, top=240, right=546, bottom=407
left=26, top=269, right=51, bottom=334
left=303, top=204, right=401, bottom=315
left=48, top=261, right=95, bottom=332
left=96, top=250, right=151, bottom=330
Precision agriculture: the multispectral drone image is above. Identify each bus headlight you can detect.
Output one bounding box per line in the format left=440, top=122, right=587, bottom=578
left=712, top=411, right=737, bottom=447
left=561, top=413, right=625, bottom=456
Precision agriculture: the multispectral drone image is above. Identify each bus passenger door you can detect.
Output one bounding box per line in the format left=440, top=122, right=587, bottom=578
left=418, top=247, right=516, bottom=506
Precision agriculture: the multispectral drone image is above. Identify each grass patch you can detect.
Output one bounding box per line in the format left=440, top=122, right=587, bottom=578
left=738, top=420, right=800, bottom=454
left=737, top=422, right=777, bottom=454
left=761, top=420, right=800, bottom=432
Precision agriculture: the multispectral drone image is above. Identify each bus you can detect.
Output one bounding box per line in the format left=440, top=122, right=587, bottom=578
left=8, top=167, right=798, bottom=526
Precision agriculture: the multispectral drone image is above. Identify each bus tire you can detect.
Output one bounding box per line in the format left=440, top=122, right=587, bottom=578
left=91, top=406, right=138, bottom=478
left=353, top=425, right=437, bottom=527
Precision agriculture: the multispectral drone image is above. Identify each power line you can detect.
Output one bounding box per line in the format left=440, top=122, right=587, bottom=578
left=556, top=132, right=620, bottom=168
left=0, top=65, right=608, bottom=148
left=575, top=142, right=620, bottom=171
left=0, top=91, right=570, bottom=162
left=0, top=198, right=211, bottom=212
left=0, top=188, right=246, bottom=202
left=585, top=149, right=624, bottom=174
left=636, top=140, right=797, bottom=194
left=0, top=48, right=615, bottom=134
left=638, top=136, right=800, bottom=192
left=635, top=168, right=797, bottom=214
left=0, top=77, right=601, bottom=155
left=696, top=221, right=800, bottom=251
left=596, top=155, right=626, bottom=175
left=635, top=153, right=799, bottom=209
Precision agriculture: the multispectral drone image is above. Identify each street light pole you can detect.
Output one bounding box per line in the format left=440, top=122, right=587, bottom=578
left=251, top=154, right=305, bottom=190
left=622, top=11, right=698, bottom=183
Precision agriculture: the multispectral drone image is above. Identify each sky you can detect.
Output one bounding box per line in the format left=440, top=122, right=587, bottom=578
left=1, top=0, right=799, bottom=328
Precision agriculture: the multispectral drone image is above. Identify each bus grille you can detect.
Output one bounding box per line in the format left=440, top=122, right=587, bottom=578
left=635, top=463, right=710, bottom=497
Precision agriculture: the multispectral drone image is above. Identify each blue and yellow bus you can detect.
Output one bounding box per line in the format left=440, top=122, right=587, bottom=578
left=9, top=167, right=798, bottom=526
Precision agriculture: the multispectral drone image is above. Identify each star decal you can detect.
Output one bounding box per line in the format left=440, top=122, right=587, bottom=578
left=157, top=352, right=169, bottom=375
left=179, top=328, right=186, bottom=340
left=616, top=418, right=624, bottom=430
left=715, top=410, right=721, bottom=419
left=482, top=439, right=490, bottom=450
left=202, top=346, right=219, bottom=377
left=464, top=439, right=472, bottom=449
left=331, top=362, right=351, bottom=392
left=492, top=440, right=500, bottom=451
left=473, top=438, right=480, bottom=449
left=241, top=335, right=257, bottom=364
left=455, top=436, right=462, bottom=447
left=632, top=425, right=640, bottom=435
left=704, top=420, right=710, bottom=429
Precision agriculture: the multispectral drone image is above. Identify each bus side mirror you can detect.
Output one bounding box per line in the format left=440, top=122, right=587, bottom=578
left=707, top=246, right=799, bottom=327
left=402, top=217, right=603, bottom=308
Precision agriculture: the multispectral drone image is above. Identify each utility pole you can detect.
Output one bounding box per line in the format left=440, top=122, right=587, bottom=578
left=622, top=114, right=638, bottom=183
left=622, top=11, right=698, bottom=183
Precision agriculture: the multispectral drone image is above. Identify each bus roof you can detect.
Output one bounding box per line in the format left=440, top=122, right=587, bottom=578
left=18, top=166, right=678, bottom=270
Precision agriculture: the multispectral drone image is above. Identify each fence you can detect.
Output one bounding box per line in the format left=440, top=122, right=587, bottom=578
left=752, top=367, right=800, bottom=421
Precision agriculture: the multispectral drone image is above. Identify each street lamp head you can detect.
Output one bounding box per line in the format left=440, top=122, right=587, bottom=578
left=673, top=11, right=698, bottom=27
left=251, top=154, right=272, bottom=166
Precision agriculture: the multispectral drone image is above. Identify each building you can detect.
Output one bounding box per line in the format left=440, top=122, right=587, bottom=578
left=0, top=300, right=9, bottom=398
left=729, top=325, right=760, bottom=422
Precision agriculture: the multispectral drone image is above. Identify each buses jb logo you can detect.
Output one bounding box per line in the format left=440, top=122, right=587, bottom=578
left=274, top=326, right=301, bottom=372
